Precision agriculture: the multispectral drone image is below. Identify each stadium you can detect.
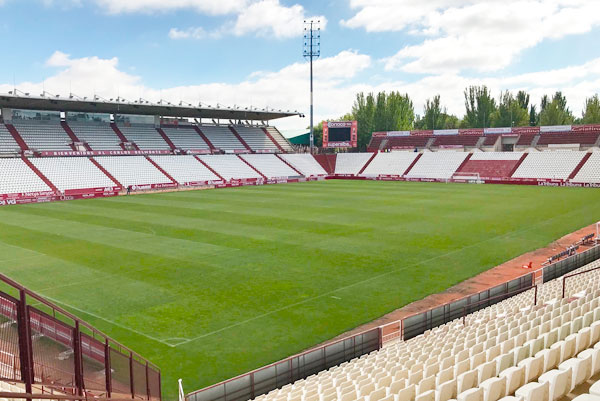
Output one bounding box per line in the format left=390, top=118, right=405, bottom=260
left=2, top=2, right=600, bottom=401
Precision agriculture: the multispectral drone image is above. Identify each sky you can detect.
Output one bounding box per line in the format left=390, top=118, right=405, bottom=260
left=1, top=0, right=600, bottom=137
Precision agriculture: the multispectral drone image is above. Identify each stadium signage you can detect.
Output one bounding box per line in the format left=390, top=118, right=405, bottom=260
left=323, top=120, right=358, bottom=148
left=411, top=130, right=434, bottom=136
left=512, top=126, right=540, bottom=134
left=433, top=129, right=459, bottom=136
left=40, top=150, right=172, bottom=156
left=572, top=124, right=600, bottom=132
left=386, top=131, right=411, bottom=137
left=484, top=127, right=512, bottom=134
left=540, top=125, right=571, bottom=133
left=458, top=128, right=484, bottom=136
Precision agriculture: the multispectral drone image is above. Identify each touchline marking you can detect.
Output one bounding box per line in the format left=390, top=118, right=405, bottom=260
left=176, top=207, right=590, bottom=347
left=40, top=295, right=177, bottom=347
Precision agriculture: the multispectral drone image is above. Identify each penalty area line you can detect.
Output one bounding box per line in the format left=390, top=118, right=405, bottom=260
left=40, top=294, right=180, bottom=348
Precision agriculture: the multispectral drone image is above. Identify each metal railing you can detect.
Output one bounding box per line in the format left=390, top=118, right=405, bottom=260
left=0, top=273, right=161, bottom=401
left=186, top=327, right=380, bottom=401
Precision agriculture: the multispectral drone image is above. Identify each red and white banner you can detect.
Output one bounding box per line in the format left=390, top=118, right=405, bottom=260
left=186, top=149, right=212, bottom=155
left=458, top=128, right=484, bottom=136
left=411, top=130, right=434, bottom=137
left=386, top=131, right=411, bottom=137
left=512, top=126, right=540, bottom=135
left=572, top=124, right=600, bottom=132
left=40, top=150, right=172, bottom=157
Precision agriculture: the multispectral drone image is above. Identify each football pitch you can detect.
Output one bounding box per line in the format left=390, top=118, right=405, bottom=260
left=0, top=180, right=599, bottom=399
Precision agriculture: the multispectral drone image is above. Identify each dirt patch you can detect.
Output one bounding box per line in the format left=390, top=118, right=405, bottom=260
left=317, top=222, right=598, bottom=346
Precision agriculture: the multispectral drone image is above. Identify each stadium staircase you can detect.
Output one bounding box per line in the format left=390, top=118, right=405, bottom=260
left=402, top=153, right=422, bottom=176
left=156, top=127, right=177, bottom=151
left=145, top=155, right=179, bottom=185
left=110, top=123, right=139, bottom=150
left=507, top=153, right=529, bottom=177
left=531, top=134, right=541, bottom=147
left=229, top=127, right=253, bottom=152
left=21, top=156, right=58, bottom=192
left=193, top=126, right=217, bottom=151
left=89, top=157, right=123, bottom=187
left=237, top=154, right=267, bottom=179
left=275, top=154, right=303, bottom=175
left=5, top=123, right=29, bottom=151
left=262, top=127, right=286, bottom=153
left=194, top=156, right=225, bottom=181
left=568, top=153, right=593, bottom=180
left=357, top=152, right=378, bottom=175
left=60, top=121, right=91, bottom=151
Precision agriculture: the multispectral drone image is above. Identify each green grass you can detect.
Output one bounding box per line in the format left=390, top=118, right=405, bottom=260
left=0, top=180, right=599, bottom=399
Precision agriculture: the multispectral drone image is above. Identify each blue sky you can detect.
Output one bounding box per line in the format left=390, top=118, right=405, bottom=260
left=1, top=0, right=600, bottom=135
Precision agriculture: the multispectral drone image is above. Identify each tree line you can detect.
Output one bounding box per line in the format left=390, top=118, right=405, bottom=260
left=311, top=86, right=600, bottom=151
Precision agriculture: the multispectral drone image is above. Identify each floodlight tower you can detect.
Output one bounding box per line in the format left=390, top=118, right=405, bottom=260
left=303, top=20, right=321, bottom=154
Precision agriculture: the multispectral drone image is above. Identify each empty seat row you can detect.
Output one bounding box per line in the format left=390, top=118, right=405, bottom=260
left=279, top=154, right=327, bottom=176
left=511, top=151, right=586, bottom=180
left=13, top=121, right=72, bottom=151
left=117, top=124, right=170, bottom=150
left=235, top=126, right=279, bottom=152
left=68, top=122, right=122, bottom=150
left=199, top=126, right=245, bottom=152
left=240, top=154, right=300, bottom=178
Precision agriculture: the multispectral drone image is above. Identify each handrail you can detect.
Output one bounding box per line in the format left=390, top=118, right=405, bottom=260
left=0, top=272, right=157, bottom=370
left=562, top=264, right=600, bottom=298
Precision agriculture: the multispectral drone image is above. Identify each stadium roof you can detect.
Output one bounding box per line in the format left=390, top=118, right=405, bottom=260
left=0, top=93, right=303, bottom=121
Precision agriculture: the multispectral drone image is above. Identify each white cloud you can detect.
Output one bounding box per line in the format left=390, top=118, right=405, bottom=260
left=96, top=0, right=324, bottom=40
left=95, top=0, right=248, bottom=15
left=231, top=0, right=326, bottom=39
left=3, top=51, right=600, bottom=135
left=168, top=27, right=209, bottom=40
left=343, top=0, right=600, bottom=74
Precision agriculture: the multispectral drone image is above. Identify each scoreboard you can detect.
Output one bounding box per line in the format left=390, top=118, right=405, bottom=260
left=322, top=121, right=358, bottom=148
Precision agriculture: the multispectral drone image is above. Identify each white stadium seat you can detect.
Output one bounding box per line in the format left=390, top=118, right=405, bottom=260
left=31, top=157, right=115, bottom=191
left=406, top=152, right=469, bottom=179
left=198, top=155, right=263, bottom=180
left=68, top=121, right=122, bottom=150
left=13, top=120, right=72, bottom=151
left=94, top=156, right=171, bottom=187
left=334, top=153, right=373, bottom=175
left=199, top=126, right=245, bottom=152
left=117, top=124, right=170, bottom=150
left=161, top=126, right=211, bottom=151
left=234, top=126, right=279, bottom=152
left=0, top=158, right=52, bottom=195
left=572, top=152, right=600, bottom=183
left=279, top=154, right=327, bottom=176
left=361, top=151, right=419, bottom=177
left=149, top=156, right=221, bottom=184
left=239, top=154, right=299, bottom=178
left=0, top=124, right=20, bottom=154
left=511, top=151, right=586, bottom=180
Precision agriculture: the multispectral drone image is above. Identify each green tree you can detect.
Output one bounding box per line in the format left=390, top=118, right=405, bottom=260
left=463, top=85, right=496, bottom=128
left=581, top=94, right=600, bottom=124
left=539, top=92, right=575, bottom=125
left=417, top=95, right=460, bottom=129
left=529, top=105, right=537, bottom=126
left=351, top=91, right=414, bottom=150
left=490, top=91, right=529, bottom=127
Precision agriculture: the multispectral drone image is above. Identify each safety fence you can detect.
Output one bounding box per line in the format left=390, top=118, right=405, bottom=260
left=0, top=273, right=161, bottom=401
left=186, top=328, right=380, bottom=401
left=542, top=244, right=600, bottom=282
left=383, top=273, right=535, bottom=342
